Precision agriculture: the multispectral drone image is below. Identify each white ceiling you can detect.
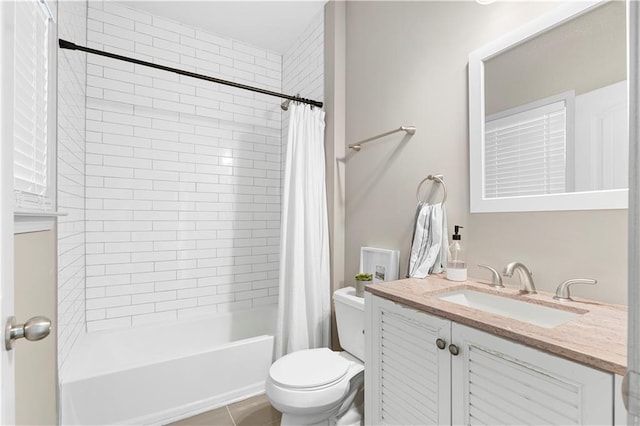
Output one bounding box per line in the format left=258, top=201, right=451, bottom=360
left=117, top=1, right=327, bottom=54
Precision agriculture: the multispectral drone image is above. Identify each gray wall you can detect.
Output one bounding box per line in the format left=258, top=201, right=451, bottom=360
left=344, top=1, right=627, bottom=305
left=15, top=230, right=57, bottom=425
left=325, top=1, right=347, bottom=349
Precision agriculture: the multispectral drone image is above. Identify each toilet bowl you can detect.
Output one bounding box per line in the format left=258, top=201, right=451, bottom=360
left=266, top=287, right=365, bottom=426
left=266, top=349, right=364, bottom=425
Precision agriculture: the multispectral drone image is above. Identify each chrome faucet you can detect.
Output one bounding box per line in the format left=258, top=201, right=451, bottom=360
left=503, top=262, right=536, bottom=294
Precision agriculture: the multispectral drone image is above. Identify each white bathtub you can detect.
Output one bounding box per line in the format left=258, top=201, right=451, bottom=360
left=60, top=306, right=277, bottom=425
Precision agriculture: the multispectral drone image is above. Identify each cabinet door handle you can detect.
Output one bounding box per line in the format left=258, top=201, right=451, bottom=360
left=436, top=338, right=446, bottom=350
left=448, top=343, right=460, bottom=356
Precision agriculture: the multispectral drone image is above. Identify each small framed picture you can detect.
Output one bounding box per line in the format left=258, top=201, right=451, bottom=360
left=360, top=247, right=400, bottom=284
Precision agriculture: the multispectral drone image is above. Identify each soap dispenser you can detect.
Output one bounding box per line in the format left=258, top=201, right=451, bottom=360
left=446, top=225, right=467, bottom=282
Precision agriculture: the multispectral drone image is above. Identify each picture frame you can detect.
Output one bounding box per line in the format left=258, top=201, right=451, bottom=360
left=359, top=247, right=400, bottom=284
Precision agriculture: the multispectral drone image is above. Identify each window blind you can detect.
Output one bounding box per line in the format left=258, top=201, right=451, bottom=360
left=14, top=0, right=51, bottom=211
left=484, top=101, right=567, bottom=199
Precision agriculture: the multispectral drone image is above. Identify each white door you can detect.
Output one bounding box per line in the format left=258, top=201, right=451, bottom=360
left=1, top=1, right=58, bottom=424
left=573, top=80, right=628, bottom=192
left=0, top=1, right=17, bottom=423
left=627, top=1, right=640, bottom=424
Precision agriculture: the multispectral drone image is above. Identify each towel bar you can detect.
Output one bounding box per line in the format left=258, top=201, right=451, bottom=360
left=348, top=126, right=416, bottom=151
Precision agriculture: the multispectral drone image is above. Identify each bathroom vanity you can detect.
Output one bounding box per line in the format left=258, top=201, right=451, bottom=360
left=364, top=276, right=627, bottom=425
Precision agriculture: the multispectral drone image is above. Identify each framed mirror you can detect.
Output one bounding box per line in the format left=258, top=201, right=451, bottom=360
left=469, top=0, right=627, bottom=212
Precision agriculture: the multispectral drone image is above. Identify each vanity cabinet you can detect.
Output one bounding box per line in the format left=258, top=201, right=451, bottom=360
left=365, top=293, right=452, bottom=425
left=365, top=293, right=615, bottom=425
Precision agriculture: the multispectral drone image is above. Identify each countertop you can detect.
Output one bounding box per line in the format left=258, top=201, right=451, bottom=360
left=366, top=275, right=627, bottom=375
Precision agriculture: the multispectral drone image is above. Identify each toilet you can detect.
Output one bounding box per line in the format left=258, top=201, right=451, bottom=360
left=266, top=286, right=365, bottom=426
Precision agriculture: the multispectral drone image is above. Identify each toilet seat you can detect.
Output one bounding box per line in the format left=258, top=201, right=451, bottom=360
left=270, top=348, right=350, bottom=390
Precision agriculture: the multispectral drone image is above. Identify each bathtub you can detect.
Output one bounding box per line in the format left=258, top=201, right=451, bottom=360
left=60, top=305, right=277, bottom=425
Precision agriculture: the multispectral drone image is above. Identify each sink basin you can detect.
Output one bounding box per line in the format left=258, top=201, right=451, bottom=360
left=435, top=289, right=582, bottom=328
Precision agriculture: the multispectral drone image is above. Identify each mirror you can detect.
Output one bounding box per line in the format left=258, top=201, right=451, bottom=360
left=469, top=1, right=627, bottom=212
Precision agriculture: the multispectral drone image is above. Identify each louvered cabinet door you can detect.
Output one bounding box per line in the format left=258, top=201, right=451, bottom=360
left=365, top=294, right=451, bottom=425
left=451, top=323, right=613, bottom=425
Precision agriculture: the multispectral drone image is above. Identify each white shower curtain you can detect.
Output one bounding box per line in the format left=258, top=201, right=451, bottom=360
left=276, top=103, right=330, bottom=358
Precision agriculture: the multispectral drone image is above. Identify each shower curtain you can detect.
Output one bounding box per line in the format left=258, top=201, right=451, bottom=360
left=276, top=103, right=330, bottom=358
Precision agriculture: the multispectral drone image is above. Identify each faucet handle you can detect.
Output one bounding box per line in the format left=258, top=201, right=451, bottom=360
left=553, top=278, right=597, bottom=302
left=478, top=264, right=504, bottom=288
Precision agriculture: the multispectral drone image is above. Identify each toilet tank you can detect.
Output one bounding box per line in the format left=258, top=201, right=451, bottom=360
left=333, top=287, right=365, bottom=361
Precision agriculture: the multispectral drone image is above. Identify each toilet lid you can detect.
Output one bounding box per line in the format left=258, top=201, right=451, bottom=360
left=270, top=348, right=350, bottom=389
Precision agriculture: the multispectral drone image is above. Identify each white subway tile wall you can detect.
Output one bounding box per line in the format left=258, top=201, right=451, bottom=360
left=58, top=0, right=87, bottom=367
left=85, top=1, right=284, bottom=331
left=282, top=10, right=324, bottom=109
left=282, top=9, right=324, bottom=172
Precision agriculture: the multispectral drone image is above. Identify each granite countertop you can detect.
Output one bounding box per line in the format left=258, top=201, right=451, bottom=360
left=366, top=275, right=627, bottom=375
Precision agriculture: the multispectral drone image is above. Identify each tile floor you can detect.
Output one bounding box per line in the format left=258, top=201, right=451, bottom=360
left=169, top=394, right=281, bottom=426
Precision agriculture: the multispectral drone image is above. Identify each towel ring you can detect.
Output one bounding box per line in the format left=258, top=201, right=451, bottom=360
left=416, top=174, right=447, bottom=204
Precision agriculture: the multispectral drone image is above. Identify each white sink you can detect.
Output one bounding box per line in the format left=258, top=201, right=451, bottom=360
left=435, top=289, right=582, bottom=328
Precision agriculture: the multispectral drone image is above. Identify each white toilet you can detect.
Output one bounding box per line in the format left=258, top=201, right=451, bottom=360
left=266, top=286, right=365, bottom=426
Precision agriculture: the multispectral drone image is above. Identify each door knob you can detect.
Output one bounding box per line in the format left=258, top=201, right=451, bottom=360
left=436, top=338, right=446, bottom=350
left=5, top=316, right=51, bottom=350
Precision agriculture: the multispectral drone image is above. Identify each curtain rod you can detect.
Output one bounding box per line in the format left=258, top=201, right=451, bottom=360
left=58, top=39, right=323, bottom=109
